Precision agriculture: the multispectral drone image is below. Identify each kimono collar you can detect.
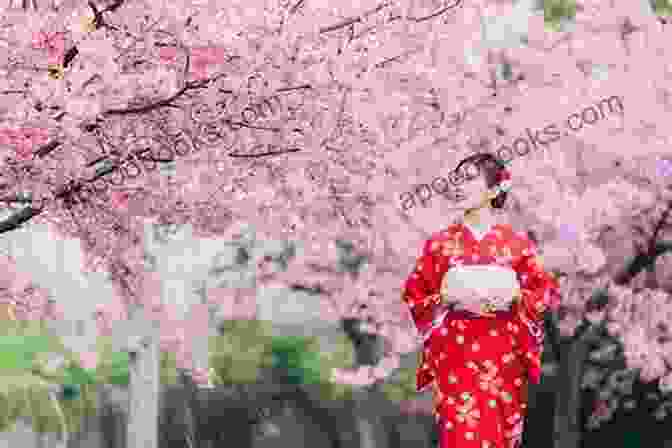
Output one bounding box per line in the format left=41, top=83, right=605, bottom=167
left=460, top=220, right=499, bottom=242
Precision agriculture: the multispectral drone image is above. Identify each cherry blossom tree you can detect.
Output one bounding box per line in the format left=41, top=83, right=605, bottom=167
left=1, top=1, right=672, bottom=448
left=0, top=254, right=63, bottom=322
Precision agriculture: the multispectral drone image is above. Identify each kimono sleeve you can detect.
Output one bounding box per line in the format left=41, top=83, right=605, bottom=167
left=511, top=236, right=561, bottom=326
left=401, top=237, right=443, bottom=338
left=510, top=234, right=561, bottom=384
left=402, top=237, right=446, bottom=393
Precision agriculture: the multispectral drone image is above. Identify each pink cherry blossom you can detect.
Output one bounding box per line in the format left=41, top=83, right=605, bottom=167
left=157, top=45, right=229, bottom=80
left=190, top=366, right=211, bottom=385
left=78, top=350, right=98, bottom=370
left=31, top=31, right=66, bottom=64
left=0, top=127, right=50, bottom=160
left=109, top=190, right=131, bottom=211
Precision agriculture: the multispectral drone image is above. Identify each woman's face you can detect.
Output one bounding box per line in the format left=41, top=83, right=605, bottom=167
left=451, top=163, right=490, bottom=212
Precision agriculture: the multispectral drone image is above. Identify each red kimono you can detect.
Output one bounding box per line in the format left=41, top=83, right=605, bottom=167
left=402, top=222, right=560, bottom=448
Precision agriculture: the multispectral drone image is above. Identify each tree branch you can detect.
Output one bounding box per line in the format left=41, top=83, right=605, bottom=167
left=102, top=0, right=125, bottom=13
left=228, top=147, right=301, bottom=158
left=62, top=47, right=79, bottom=69
left=319, top=2, right=391, bottom=34
left=224, top=120, right=281, bottom=132
left=0, top=194, right=33, bottom=204
left=59, top=0, right=127, bottom=70
left=408, top=0, right=463, bottom=23
left=648, top=200, right=672, bottom=255
left=0, top=145, right=174, bottom=234
left=0, top=31, right=305, bottom=235
left=614, top=201, right=672, bottom=285
left=288, top=0, right=305, bottom=14
left=34, top=140, right=62, bottom=158
left=103, top=72, right=229, bottom=116
left=275, top=84, right=312, bottom=93
left=0, top=206, right=43, bottom=233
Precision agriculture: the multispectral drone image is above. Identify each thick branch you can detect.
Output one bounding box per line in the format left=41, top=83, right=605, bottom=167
left=0, top=147, right=174, bottom=234
left=614, top=201, right=672, bottom=285
left=319, top=2, right=391, bottom=34
left=289, top=0, right=305, bottom=14
left=319, top=0, right=461, bottom=34
left=34, top=140, right=62, bottom=158
left=62, top=47, right=79, bottom=69
left=0, top=206, right=42, bottom=232
left=225, top=120, right=281, bottom=132
left=229, top=147, right=301, bottom=158
left=102, top=0, right=125, bottom=13
left=275, top=84, right=312, bottom=93
left=648, top=200, right=672, bottom=255
left=408, top=0, right=463, bottom=23
left=0, top=194, right=33, bottom=203
left=103, top=72, right=229, bottom=116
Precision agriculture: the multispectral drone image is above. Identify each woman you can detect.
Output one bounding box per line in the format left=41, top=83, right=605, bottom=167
left=401, top=153, right=560, bottom=448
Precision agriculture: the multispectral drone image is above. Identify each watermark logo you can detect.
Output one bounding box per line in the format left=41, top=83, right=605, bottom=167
left=398, top=95, right=624, bottom=212
left=0, top=75, right=312, bottom=210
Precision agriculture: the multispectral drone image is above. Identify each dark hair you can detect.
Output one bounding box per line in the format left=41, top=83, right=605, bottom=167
left=453, top=152, right=509, bottom=209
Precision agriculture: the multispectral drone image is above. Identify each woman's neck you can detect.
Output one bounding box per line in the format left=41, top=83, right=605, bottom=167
left=463, top=206, right=497, bottom=229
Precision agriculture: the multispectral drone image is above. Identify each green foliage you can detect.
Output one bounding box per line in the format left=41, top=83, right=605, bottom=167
left=159, top=350, right=179, bottom=386
left=0, top=321, right=96, bottom=435
left=0, top=374, right=50, bottom=433
left=104, top=352, right=131, bottom=386
left=0, top=320, right=64, bottom=372
left=58, top=382, right=96, bottom=435
left=60, top=384, right=80, bottom=401
left=209, top=318, right=358, bottom=401
left=267, top=332, right=359, bottom=402
left=267, top=336, right=324, bottom=385
left=265, top=333, right=359, bottom=401
left=62, top=364, right=96, bottom=388
left=311, top=333, right=357, bottom=402
left=0, top=336, right=52, bottom=372
left=380, top=364, right=422, bottom=404
left=210, top=319, right=275, bottom=384
left=542, top=0, right=577, bottom=30
left=93, top=336, right=130, bottom=386
left=651, top=0, right=672, bottom=16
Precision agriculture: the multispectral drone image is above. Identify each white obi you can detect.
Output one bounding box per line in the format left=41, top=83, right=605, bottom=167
left=423, top=265, right=521, bottom=341
left=440, top=265, right=521, bottom=307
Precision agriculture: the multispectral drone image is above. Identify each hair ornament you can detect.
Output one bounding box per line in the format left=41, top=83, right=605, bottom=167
left=492, top=169, right=512, bottom=196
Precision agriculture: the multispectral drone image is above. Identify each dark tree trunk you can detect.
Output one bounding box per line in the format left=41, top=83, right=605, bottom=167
left=552, top=331, right=593, bottom=448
